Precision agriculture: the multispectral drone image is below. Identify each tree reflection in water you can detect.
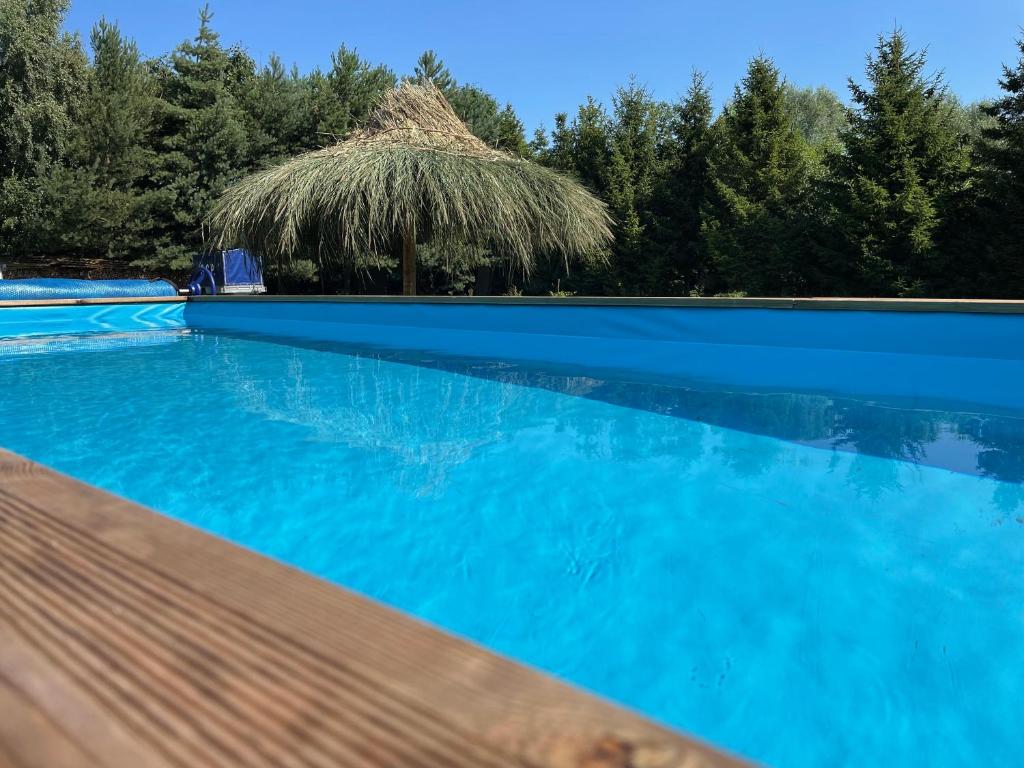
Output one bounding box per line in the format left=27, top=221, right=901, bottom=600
left=207, top=331, right=1024, bottom=507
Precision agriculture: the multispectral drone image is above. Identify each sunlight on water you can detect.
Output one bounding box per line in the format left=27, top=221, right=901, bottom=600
left=2, top=328, right=1022, bottom=767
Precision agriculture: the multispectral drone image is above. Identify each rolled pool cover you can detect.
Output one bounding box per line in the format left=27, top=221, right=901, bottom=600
left=0, top=278, right=177, bottom=301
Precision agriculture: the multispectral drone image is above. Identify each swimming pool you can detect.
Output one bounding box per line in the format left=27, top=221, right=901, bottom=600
left=2, top=298, right=1022, bottom=767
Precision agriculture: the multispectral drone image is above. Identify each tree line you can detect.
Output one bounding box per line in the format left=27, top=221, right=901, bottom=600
left=2, top=0, right=1023, bottom=297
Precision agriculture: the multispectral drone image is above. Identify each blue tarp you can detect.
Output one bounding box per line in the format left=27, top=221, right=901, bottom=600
left=0, top=278, right=177, bottom=301
left=193, top=249, right=264, bottom=293
left=222, top=249, right=262, bottom=287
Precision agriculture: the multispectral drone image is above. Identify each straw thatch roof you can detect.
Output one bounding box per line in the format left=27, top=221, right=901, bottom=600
left=208, top=81, right=612, bottom=276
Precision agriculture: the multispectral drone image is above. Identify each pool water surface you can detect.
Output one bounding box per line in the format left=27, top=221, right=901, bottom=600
left=1, top=327, right=1021, bottom=767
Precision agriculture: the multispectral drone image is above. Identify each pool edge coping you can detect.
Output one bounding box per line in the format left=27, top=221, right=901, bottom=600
left=0, top=447, right=748, bottom=768
left=192, top=294, right=1024, bottom=313
left=0, top=295, right=186, bottom=308
left=3, top=294, right=1024, bottom=314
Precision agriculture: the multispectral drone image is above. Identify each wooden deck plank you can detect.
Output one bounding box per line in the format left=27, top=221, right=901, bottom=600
left=0, top=450, right=746, bottom=768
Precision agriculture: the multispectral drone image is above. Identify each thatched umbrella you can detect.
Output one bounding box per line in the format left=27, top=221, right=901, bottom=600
left=208, top=81, right=612, bottom=295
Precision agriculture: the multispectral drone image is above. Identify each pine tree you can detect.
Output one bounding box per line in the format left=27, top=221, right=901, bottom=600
left=655, top=71, right=715, bottom=293
left=240, top=54, right=307, bottom=164
left=495, top=104, right=529, bottom=156
left=569, top=97, right=613, bottom=193
left=410, top=50, right=503, bottom=145
left=413, top=50, right=454, bottom=92
left=564, top=98, right=614, bottom=292
left=36, top=19, right=161, bottom=262
left=547, top=113, right=574, bottom=172
left=303, top=68, right=345, bottom=144
left=323, top=46, right=395, bottom=137
left=448, top=84, right=502, bottom=144
left=828, top=30, right=969, bottom=295
left=604, top=78, right=662, bottom=293
left=974, top=38, right=1024, bottom=296
left=529, top=125, right=549, bottom=160
left=146, top=4, right=250, bottom=270
left=705, top=55, right=812, bottom=295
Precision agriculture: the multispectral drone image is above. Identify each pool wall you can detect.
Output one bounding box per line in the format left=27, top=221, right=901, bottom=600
left=0, top=299, right=185, bottom=338
left=184, top=297, right=1024, bottom=412
left=1, top=295, right=1021, bottom=411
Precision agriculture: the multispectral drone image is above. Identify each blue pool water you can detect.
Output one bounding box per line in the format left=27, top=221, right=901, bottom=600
left=2, top=327, right=1023, bottom=767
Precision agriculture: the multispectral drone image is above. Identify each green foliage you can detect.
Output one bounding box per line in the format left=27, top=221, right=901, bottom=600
left=783, top=84, right=848, bottom=155
left=413, top=50, right=453, bottom=92
left=240, top=55, right=312, bottom=163
left=447, top=84, right=502, bottom=144
left=142, top=4, right=249, bottom=270
left=0, top=0, right=85, bottom=176
left=1, top=7, right=1022, bottom=298
left=973, top=38, right=1024, bottom=296
left=496, top=104, right=530, bottom=157
left=569, top=98, right=614, bottom=192
left=0, top=0, right=86, bottom=255
left=704, top=55, right=812, bottom=295
left=35, top=18, right=163, bottom=262
left=655, top=71, right=715, bottom=292
left=320, top=46, right=396, bottom=138
left=826, top=30, right=970, bottom=296
left=604, top=78, right=662, bottom=293
left=529, top=125, right=549, bottom=158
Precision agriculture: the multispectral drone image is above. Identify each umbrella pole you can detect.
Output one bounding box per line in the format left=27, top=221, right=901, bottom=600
left=401, top=224, right=417, bottom=296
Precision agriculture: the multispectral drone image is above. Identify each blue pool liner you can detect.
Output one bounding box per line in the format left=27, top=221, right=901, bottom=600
left=0, top=277, right=177, bottom=301
left=3, top=296, right=1023, bottom=412
left=0, top=302, right=185, bottom=339
left=184, top=301, right=1024, bottom=413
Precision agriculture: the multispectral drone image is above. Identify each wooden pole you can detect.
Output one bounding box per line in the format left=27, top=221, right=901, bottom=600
left=402, top=223, right=416, bottom=296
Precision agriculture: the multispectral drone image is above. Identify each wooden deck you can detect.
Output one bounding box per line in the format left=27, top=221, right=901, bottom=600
left=0, top=449, right=745, bottom=768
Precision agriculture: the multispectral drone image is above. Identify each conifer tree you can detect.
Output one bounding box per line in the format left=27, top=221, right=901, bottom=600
left=828, top=30, right=968, bottom=295
left=655, top=71, right=715, bottom=293
left=240, top=54, right=306, bottom=164
left=410, top=50, right=502, bottom=144
left=529, top=125, right=550, bottom=160
left=495, top=104, right=530, bottom=156
left=974, top=38, right=1024, bottom=296
left=705, top=55, right=812, bottom=295
left=546, top=113, right=574, bottom=172
left=413, top=50, right=454, bottom=92
left=323, top=46, right=395, bottom=137
left=37, top=19, right=161, bottom=262
left=562, top=98, right=614, bottom=291
left=147, top=4, right=249, bottom=269
left=448, top=84, right=503, bottom=145
left=604, top=79, right=661, bottom=292
left=569, top=97, right=613, bottom=193
left=303, top=68, right=345, bottom=144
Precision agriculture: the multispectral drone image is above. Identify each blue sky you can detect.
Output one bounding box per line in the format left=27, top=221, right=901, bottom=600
left=64, top=0, right=1022, bottom=132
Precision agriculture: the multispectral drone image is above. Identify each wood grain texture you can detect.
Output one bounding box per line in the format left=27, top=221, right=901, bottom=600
left=0, top=450, right=747, bottom=768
